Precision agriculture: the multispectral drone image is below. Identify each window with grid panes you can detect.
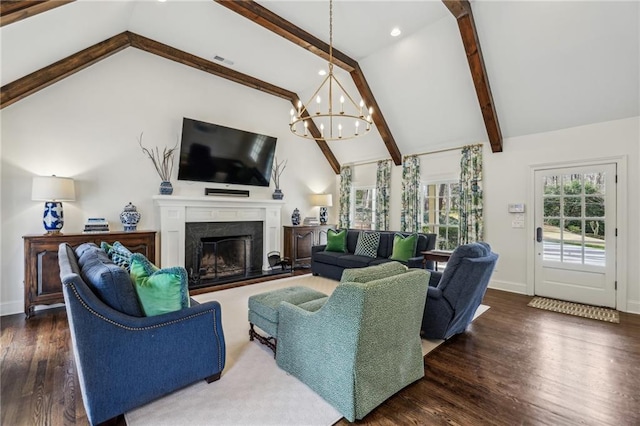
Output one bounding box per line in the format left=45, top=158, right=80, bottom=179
left=421, top=182, right=460, bottom=250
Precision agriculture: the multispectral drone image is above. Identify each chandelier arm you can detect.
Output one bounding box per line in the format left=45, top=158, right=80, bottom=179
left=330, top=75, right=366, bottom=114
left=299, top=74, right=331, bottom=117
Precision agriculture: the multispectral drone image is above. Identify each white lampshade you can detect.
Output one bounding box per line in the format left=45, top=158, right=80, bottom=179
left=32, top=176, right=76, bottom=201
left=310, top=193, right=333, bottom=207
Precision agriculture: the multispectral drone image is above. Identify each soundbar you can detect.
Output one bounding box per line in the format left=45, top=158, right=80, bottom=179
left=205, top=188, right=250, bottom=197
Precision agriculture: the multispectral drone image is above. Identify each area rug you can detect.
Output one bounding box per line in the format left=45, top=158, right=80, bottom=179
left=528, top=296, right=619, bottom=323
left=125, top=274, right=490, bottom=426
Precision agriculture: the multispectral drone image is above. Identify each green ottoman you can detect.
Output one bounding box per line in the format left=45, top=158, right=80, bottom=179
left=248, top=286, right=328, bottom=355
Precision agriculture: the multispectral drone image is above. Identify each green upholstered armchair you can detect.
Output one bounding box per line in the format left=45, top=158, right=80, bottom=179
left=275, top=266, right=430, bottom=422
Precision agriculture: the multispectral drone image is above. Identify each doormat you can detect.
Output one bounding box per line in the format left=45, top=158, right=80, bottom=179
left=528, top=297, right=619, bottom=323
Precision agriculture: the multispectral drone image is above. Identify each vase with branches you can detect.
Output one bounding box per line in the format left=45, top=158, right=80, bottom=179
left=271, top=157, right=287, bottom=199
left=138, top=133, right=178, bottom=195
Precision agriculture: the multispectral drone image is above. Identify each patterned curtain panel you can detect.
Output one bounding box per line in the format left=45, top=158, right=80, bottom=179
left=339, top=166, right=353, bottom=229
left=375, top=160, right=392, bottom=230
left=401, top=155, right=421, bottom=232
left=459, top=144, right=484, bottom=243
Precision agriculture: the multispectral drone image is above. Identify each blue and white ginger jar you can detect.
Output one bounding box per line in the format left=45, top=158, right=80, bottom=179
left=120, top=202, right=141, bottom=232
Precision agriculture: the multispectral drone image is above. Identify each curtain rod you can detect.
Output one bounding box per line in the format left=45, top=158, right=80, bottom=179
left=346, top=143, right=483, bottom=168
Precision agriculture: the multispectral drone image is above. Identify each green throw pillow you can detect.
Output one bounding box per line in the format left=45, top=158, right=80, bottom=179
left=389, top=233, right=418, bottom=262
left=101, top=241, right=133, bottom=271
left=129, top=253, right=190, bottom=317
left=325, top=229, right=347, bottom=253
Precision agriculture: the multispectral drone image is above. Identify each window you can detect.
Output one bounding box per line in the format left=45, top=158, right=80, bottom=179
left=422, top=182, right=460, bottom=250
left=352, top=187, right=376, bottom=230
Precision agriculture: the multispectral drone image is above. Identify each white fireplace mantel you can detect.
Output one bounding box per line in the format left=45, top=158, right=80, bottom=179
left=153, top=195, right=284, bottom=271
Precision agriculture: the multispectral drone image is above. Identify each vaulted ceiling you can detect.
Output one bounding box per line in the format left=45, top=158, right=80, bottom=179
left=2, top=0, right=638, bottom=172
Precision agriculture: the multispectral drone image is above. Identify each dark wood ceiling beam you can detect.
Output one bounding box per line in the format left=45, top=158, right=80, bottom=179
left=0, top=28, right=341, bottom=173
left=0, top=31, right=130, bottom=109
left=1, top=0, right=75, bottom=27
left=217, top=0, right=402, bottom=166
left=214, top=0, right=356, bottom=72
left=128, top=32, right=341, bottom=173
left=443, top=0, right=503, bottom=153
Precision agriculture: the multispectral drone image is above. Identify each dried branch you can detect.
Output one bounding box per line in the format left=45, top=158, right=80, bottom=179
left=138, top=132, right=178, bottom=182
left=271, top=156, right=287, bottom=189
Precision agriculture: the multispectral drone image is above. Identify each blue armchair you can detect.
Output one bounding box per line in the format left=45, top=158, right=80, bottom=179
left=421, top=242, right=498, bottom=340
left=58, top=243, right=226, bottom=425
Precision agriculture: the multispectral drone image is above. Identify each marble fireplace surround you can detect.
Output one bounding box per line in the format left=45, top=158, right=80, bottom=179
left=153, top=195, right=284, bottom=271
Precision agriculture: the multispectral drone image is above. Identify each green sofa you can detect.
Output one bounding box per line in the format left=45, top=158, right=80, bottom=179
left=275, top=262, right=430, bottom=421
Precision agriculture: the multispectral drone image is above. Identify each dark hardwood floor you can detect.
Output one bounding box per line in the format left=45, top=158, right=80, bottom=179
left=2, top=287, right=639, bottom=426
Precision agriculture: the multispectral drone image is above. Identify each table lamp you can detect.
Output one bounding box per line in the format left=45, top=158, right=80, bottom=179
left=310, top=193, right=333, bottom=225
left=32, top=175, right=76, bottom=234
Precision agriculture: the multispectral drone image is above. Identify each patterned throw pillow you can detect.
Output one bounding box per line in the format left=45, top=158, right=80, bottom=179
left=129, top=253, right=190, bottom=317
left=325, top=229, right=347, bottom=253
left=101, top=241, right=133, bottom=271
left=354, top=231, right=381, bottom=258
left=389, top=233, right=418, bottom=262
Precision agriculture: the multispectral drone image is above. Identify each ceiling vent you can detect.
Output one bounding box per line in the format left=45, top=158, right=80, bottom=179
left=213, top=55, right=234, bottom=66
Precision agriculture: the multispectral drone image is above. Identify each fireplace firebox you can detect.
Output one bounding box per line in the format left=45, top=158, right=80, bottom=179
left=185, top=221, right=263, bottom=288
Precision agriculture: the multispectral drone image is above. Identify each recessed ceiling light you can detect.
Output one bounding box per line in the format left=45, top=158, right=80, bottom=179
left=390, top=27, right=401, bottom=37
left=318, top=70, right=327, bottom=76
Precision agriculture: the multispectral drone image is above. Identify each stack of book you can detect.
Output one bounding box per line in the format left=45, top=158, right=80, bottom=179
left=303, top=217, right=320, bottom=226
left=83, top=218, right=109, bottom=233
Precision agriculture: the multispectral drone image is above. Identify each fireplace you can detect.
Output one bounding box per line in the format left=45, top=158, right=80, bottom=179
left=185, top=221, right=263, bottom=288
left=153, top=195, right=284, bottom=282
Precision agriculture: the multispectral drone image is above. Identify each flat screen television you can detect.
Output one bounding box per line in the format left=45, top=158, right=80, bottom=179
left=177, top=118, right=277, bottom=187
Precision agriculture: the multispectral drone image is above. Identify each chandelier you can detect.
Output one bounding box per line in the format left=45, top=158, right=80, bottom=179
left=289, top=0, right=373, bottom=141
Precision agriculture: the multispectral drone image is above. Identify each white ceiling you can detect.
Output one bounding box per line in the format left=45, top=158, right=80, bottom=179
left=1, top=0, right=638, bottom=166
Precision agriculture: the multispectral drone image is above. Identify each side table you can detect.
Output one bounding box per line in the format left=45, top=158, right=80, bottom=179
left=421, top=250, right=453, bottom=271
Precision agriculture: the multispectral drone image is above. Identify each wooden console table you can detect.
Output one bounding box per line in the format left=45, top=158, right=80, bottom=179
left=421, top=250, right=453, bottom=271
left=283, top=225, right=333, bottom=269
left=23, top=231, right=156, bottom=318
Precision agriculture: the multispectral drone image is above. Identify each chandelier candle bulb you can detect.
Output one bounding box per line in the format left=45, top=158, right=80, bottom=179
left=340, top=96, right=345, bottom=114
left=304, top=120, right=309, bottom=136
left=290, top=109, right=295, bottom=124
left=297, top=100, right=302, bottom=116
left=320, top=123, right=325, bottom=138
left=355, top=121, right=359, bottom=135
left=338, top=123, right=342, bottom=138
left=316, top=96, right=321, bottom=114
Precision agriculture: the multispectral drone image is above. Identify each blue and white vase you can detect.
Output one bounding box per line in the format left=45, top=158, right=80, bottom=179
left=43, top=201, right=64, bottom=233
left=159, top=181, right=173, bottom=195
left=120, top=202, right=141, bottom=232
left=291, top=208, right=301, bottom=225
left=272, top=188, right=284, bottom=200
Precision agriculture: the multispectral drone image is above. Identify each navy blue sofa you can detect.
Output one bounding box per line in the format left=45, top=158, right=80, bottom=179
left=421, top=242, right=498, bottom=340
left=311, top=229, right=437, bottom=281
left=58, top=243, right=226, bottom=425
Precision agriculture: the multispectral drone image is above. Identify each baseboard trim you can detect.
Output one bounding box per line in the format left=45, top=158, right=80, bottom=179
left=625, top=300, right=640, bottom=315
left=489, top=279, right=528, bottom=295
left=1, top=300, right=23, bottom=317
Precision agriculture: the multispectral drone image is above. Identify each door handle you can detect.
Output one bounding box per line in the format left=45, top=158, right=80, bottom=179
left=536, top=227, right=543, bottom=243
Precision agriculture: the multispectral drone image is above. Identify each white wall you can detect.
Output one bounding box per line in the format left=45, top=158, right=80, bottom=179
left=348, top=117, right=639, bottom=313
left=0, top=48, right=337, bottom=316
